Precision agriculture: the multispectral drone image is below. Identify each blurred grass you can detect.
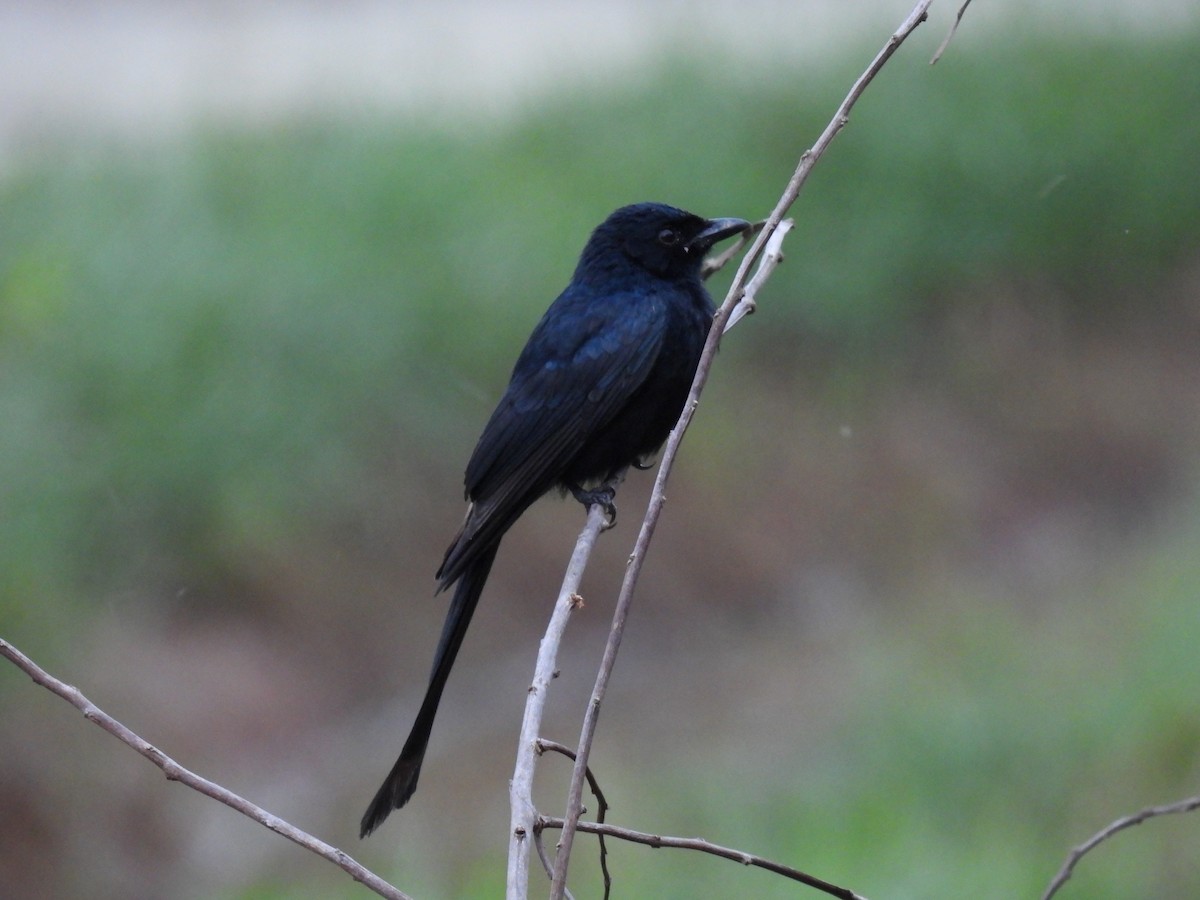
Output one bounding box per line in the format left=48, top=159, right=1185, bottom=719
left=2, top=21, right=1200, bottom=900
left=3, top=28, right=1198, bottom=623
left=465, top=521, right=1200, bottom=900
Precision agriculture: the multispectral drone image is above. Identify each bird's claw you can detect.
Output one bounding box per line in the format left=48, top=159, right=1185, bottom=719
left=569, top=484, right=618, bottom=529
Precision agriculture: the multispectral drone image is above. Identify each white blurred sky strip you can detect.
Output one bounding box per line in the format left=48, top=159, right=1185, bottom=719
left=0, top=0, right=1195, bottom=164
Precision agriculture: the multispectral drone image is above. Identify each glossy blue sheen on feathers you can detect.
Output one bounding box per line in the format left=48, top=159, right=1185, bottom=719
left=360, top=202, right=748, bottom=837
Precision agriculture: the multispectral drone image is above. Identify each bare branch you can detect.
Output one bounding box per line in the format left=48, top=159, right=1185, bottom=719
left=931, top=0, right=974, bottom=65
left=1042, top=794, right=1200, bottom=900
left=533, top=827, right=556, bottom=881
left=539, top=816, right=870, bottom=900
left=724, top=218, right=794, bottom=333
left=537, top=739, right=611, bottom=823
left=537, top=739, right=613, bottom=897
left=700, top=220, right=764, bottom=281
left=507, top=499, right=612, bottom=899
left=533, top=830, right=578, bottom=900
left=0, top=638, right=411, bottom=900
left=548, top=3, right=937, bottom=896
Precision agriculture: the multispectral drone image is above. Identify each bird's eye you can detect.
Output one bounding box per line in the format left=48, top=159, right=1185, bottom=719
left=657, top=228, right=680, bottom=246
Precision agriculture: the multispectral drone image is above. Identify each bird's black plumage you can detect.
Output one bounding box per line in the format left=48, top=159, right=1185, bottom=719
left=360, top=202, right=748, bottom=837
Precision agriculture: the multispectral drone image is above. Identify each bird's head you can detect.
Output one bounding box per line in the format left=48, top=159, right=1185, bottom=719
left=581, top=202, right=750, bottom=281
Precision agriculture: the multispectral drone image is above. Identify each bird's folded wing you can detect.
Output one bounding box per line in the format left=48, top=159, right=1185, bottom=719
left=437, top=291, right=667, bottom=585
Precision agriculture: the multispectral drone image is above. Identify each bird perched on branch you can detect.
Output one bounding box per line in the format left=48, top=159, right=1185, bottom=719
left=361, top=202, right=749, bottom=837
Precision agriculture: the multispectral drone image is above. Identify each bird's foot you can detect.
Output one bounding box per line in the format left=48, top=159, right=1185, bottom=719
left=569, top=483, right=617, bottom=529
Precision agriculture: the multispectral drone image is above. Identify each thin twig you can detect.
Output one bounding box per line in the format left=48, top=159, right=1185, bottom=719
left=537, top=739, right=612, bottom=897
left=701, top=220, right=764, bottom=281
left=1042, top=794, right=1200, bottom=900
left=0, top=638, right=411, bottom=900
left=724, top=218, right=793, bottom=333
left=534, top=827, right=556, bottom=882
left=507, top=499, right=612, bottom=899
left=532, top=831, right=577, bottom=900
left=931, top=0, right=973, bottom=65
left=539, top=816, right=870, bottom=900
left=537, top=739, right=611, bottom=823
left=548, top=3, right=938, bottom=897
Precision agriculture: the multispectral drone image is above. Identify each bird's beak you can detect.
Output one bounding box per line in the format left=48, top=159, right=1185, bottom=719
left=686, top=217, right=751, bottom=254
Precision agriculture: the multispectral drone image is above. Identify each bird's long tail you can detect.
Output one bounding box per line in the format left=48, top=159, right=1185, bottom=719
left=359, top=541, right=500, bottom=837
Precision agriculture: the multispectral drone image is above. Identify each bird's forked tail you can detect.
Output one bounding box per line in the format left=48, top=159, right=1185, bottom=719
left=359, top=542, right=500, bottom=837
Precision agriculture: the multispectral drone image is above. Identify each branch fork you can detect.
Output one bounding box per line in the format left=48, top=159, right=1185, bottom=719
left=0, top=4, right=1015, bottom=900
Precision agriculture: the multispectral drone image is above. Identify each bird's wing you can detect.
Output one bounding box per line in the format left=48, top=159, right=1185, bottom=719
left=438, top=288, right=668, bottom=585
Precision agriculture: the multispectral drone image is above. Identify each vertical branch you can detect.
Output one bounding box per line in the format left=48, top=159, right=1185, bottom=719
left=507, top=501, right=611, bottom=899
left=547, top=2, right=938, bottom=896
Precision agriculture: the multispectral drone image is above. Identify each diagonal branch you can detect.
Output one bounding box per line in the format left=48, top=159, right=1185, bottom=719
left=724, top=218, right=793, bottom=333
left=547, top=2, right=940, bottom=896
left=538, top=816, right=871, bottom=900
left=931, top=0, right=974, bottom=65
left=1042, top=794, right=1200, bottom=900
left=537, top=739, right=613, bottom=897
left=507, top=499, right=612, bottom=898
left=700, top=219, right=763, bottom=281
left=0, top=638, right=411, bottom=900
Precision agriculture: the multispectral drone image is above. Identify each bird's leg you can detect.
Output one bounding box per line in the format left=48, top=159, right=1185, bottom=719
left=569, top=483, right=617, bottom=527
left=569, top=483, right=618, bottom=529
left=569, top=468, right=627, bottom=530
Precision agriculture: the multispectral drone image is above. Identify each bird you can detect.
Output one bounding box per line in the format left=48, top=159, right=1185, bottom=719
left=360, top=202, right=749, bottom=837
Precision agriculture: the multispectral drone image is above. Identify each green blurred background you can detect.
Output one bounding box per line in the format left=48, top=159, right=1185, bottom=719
left=2, top=2, right=1199, bottom=898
